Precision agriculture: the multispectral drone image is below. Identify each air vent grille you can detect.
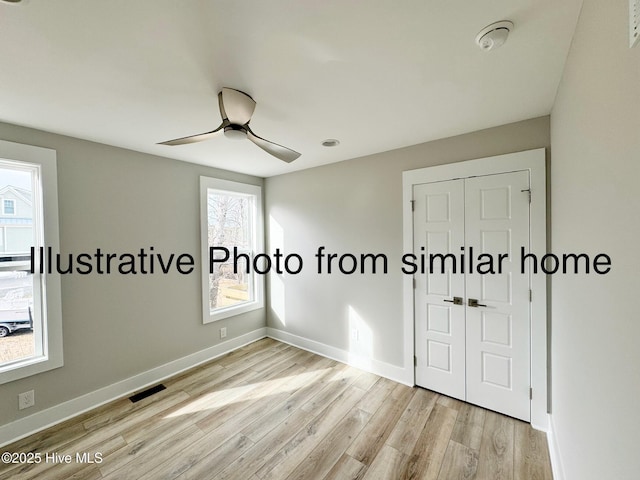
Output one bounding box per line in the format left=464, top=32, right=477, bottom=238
left=632, top=0, right=640, bottom=47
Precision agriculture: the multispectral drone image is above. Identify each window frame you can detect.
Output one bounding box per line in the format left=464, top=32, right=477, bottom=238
left=0, top=140, right=63, bottom=385
left=200, top=176, right=264, bottom=324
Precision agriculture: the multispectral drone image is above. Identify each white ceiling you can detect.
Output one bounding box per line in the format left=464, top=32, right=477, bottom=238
left=0, top=0, right=582, bottom=177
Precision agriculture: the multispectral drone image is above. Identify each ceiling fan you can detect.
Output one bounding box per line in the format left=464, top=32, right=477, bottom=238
left=158, top=87, right=301, bottom=163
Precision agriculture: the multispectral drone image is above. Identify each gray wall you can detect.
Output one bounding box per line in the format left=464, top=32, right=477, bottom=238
left=265, top=116, right=550, bottom=367
left=0, top=122, right=264, bottom=426
left=550, top=0, right=640, bottom=478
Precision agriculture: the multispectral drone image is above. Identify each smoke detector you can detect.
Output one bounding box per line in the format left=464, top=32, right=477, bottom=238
left=476, top=21, right=514, bottom=51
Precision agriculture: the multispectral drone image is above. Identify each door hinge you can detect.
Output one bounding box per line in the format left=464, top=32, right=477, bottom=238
left=413, top=278, right=416, bottom=289
left=410, top=200, right=415, bottom=211
left=529, top=387, right=533, bottom=400
left=529, top=289, right=532, bottom=302
left=414, top=355, right=417, bottom=366
left=521, top=188, right=531, bottom=203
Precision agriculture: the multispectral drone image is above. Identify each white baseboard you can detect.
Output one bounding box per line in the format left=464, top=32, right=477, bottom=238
left=547, top=414, right=565, bottom=480
left=0, top=327, right=267, bottom=448
left=266, top=327, right=412, bottom=386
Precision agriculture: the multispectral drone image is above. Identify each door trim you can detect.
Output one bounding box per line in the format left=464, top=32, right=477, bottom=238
left=402, top=148, right=548, bottom=430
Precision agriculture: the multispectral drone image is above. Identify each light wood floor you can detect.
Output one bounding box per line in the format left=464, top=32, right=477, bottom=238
left=0, top=338, right=553, bottom=479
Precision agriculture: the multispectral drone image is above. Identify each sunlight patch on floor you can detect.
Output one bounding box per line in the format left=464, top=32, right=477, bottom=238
left=164, top=367, right=334, bottom=418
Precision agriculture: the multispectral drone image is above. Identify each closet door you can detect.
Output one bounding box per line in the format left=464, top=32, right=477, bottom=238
left=413, top=179, right=466, bottom=400
left=464, top=171, right=531, bottom=421
left=413, top=170, right=532, bottom=422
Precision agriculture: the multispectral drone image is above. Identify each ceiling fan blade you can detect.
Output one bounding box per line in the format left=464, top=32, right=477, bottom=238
left=246, top=126, right=300, bottom=163
left=220, top=87, right=256, bottom=125
left=158, top=123, right=225, bottom=146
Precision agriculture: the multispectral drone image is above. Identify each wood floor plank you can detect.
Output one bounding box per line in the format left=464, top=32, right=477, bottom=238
left=0, top=340, right=554, bottom=480
left=514, top=421, right=553, bottom=480
left=356, top=377, right=399, bottom=415
left=346, top=385, right=414, bottom=466
left=350, top=371, right=379, bottom=392
left=98, top=417, right=197, bottom=476
left=362, top=444, right=408, bottom=480
left=248, top=345, right=297, bottom=373
left=179, top=341, right=296, bottom=399
left=475, top=410, right=515, bottom=480
left=385, top=387, right=438, bottom=455
left=1, top=419, right=88, bottom=458
left=300, top=363, right=359, bottom=413
left=397, top=403, right=458, bottom=480
left=83, top=382, right=185, bottom=431
left=322, top=454, right=366, bottom=480
left=215, top=407, right=315, bottom=480
left=195, top=387, right=292, bottom=435
left=66, top=464, right=105, bottom=480
left=193, top=359, right=320, bottom=433
left=160, top=434, right=254, bottom=480
left=285, top=407, right=372, bottom=480
left=306, top=354, right=339, bottom=371
left=437, top=440, right=479, bottom=480
left=162, top=361, right=225, bottom=392
left=21, top=434, right=123, bottom=480
left=240, top=366, right=338, bottom=443
left=100, top=424, right=204, bottom=479
left=215, top=337, right=280, bottom=367
left=436, top=394, right=466, bottom=412
left=390, top=382, right=415, bottom=400
left=161, top=347, right=306, bottom=437
left=257, top=385, right=368, bottom=480
left=180, top=353, right=278, bottom=398
left=84, top=389, right=191, bottom=440
left=450, top=403, right=487, bottom=451
left=0, top=433, right=123, bottom=480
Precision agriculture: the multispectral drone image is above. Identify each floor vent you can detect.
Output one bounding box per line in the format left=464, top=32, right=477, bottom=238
left=632, top=0, right=640, bottom=47
left=129, top=384, right=166, bottom=403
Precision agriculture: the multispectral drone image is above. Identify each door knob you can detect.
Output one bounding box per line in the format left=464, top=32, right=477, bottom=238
left=444, top=296, right=463, bottom=305
left=468, top=298, right=487, bottom=307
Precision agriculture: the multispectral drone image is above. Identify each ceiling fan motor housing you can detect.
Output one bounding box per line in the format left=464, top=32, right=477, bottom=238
left=223, top=125, right=248, bottom=140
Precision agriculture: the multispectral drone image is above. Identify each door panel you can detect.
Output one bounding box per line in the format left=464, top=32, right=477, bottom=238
left=413, top=180, right=465, bottom=400
left=413, top=170, right=531, bottom=422
left=465, top=171, right=530, bottom=421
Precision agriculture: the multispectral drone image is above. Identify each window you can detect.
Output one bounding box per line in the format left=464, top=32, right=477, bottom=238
left=0, top=140, right=62, bottom=385
left=3, top=199, right=15, bottom=215
left=200, top=177, right=264, bottom=323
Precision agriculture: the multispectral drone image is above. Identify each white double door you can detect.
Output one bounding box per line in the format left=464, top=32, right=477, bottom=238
left=413, top=170, right=531, bottom=421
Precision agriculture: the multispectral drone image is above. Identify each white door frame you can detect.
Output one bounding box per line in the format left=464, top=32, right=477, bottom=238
left=402, top=148, right=548, bottom=430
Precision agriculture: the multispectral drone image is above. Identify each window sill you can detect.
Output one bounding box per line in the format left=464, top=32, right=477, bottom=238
left=204, top=299, right=264, bottom=324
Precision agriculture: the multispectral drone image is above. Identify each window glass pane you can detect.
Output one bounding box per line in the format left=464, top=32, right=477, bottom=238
left=0, top=166, right=36, bottom=365
left=0, top=271, right=34, bottom=361
left=207, top=190, right=253, bottom=311
left=3, top=199, right=15, bottom=215
left=207, top=192, right=251, bottom=249
left=208, top=253, right=250, bottom=311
